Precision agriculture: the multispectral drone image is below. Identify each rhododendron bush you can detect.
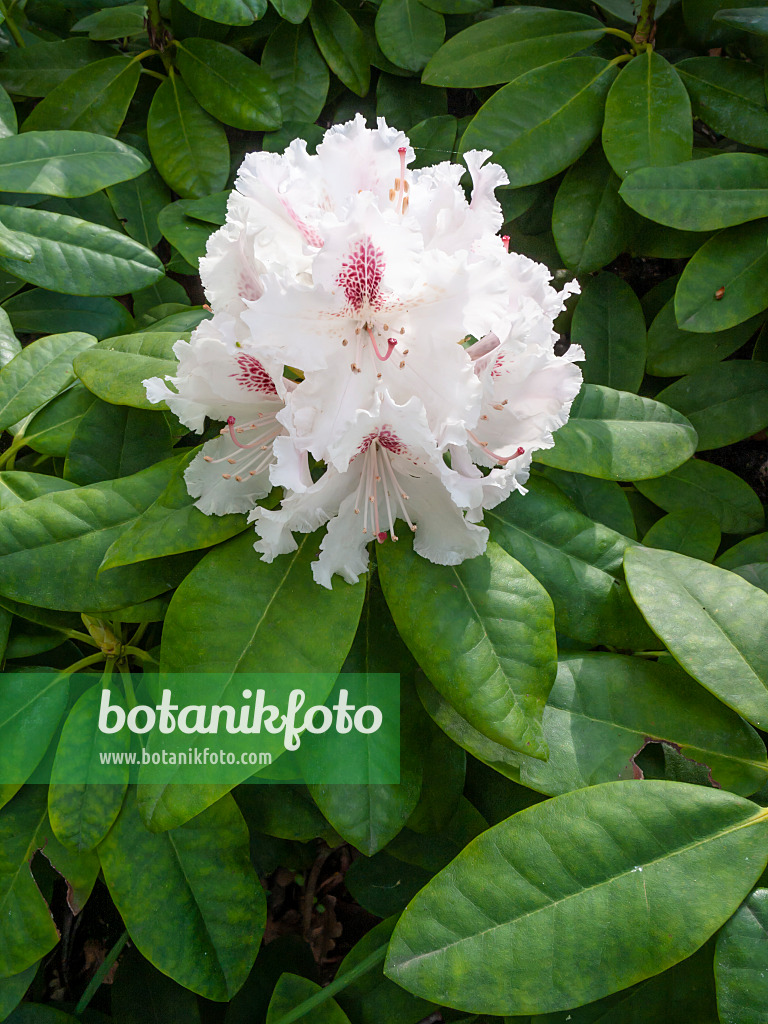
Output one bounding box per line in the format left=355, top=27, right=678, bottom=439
left=1, top=1, right=768, bottom=1023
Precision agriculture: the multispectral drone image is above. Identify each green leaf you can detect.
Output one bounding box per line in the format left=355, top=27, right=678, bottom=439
left=419, top=0, right=490, bottom=12
left=0, top=84, right=17, bottom=140
left=0, top=206, right=163, bottom=296
left=21, top=385, right=97, bottom=457
left=64, top=400, right=175, bottom=485
left=655, top=361, right=768, bottom=451
left=0, top=962, right=39, bottom=1022
left=486, top=476, right=654, bottom=648
left=677, top=57, right=768, bottom=149
left=715, top=887, right=768, bottom=1024
left=0, top=472, right=77, bottom=510
left=461, top=58, right=617, bottom=187
left=147, top=75, right=229, bottom=199
left=0, top=332, right=96, bottom=431
left=72, top=3, right=147, bottom=39
left=603, top=49, right=692, bottom=179
left=418, top=651, right=768, bottom=798
left=106, top=164, right=170, bottom=249
left=175, top=39, right=281, bottom=131
left=267, top=975, right=350, bottom=1024
left=534, top=383, right=698, bottom=481
left=0, top=221, right=33, bottom=263
left=99, top=446, right=249, bottom=570
left=98, top=790, right=264, bottom=1001
left=385, top=780, right=768, bottom=1015
left=378, top=533, right=556, bottom=760
left=0, top=455, right=199, bottom=612
left=675, top=220, right=768, bottom=333
left=635, top=459, right=765, bottom=535
left=620, top=154, right=768, bottom=232
left=74, top=331, right=182, bottom=409
left=0, top=307, right=21, bottom=369
left=48, top=685, right=129, bottom=852
left=551, top=143, right=630, bottom=275
left=643, top=510, right=722, bottom=562
left=571, top=273, right=646, bottom=392
left=375, top=0, right=445, bottom=74
left=718, top=532, right=768, bottom=571
left=4, top=290, right=134, bottom=341
left=21, top=56, right=141, bottom=138
left=110, top=951, right=202, bottom=1024
left=176, top=0, right=266, bottom=25
left=714, top=7, right=768, bottom=35
left=0, top=39, right=113, bottom=98
left=683, top=0, right=747, bottom=43
left=624, top=545, right=768, bottom=729
left=157, top=200, right=217, bottom=267
left=646, top=296, right=763, bottom=376
left=409, top=114, right=459, bottom=168
left=309, top=0, right=371, bottom=97
left=0, top=672, right=69, bottom=806
left=262, top=22, right=329, bottom=123
left=422, top=7, right=605, bottom=89
left=535, top=466, right=637, bottom=538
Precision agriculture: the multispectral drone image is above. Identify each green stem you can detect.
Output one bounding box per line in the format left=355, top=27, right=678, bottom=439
left=141, top=68, right=166, bottom=81
left=633, top=0, right=657, bottom=47
left=0, top=0, right=25, bottom=47
left=123, top=645, right=159, bottom=665
left=64, top=630, right=104, bottom=649
left=119, top=661, right=138, bottom=711
left=272, top=945, right=388, bottom=1024
left=608, top=53, right=634, bottom=67
left=603, top=26, right=636, bottom=46
left=0, top=433, right=26, bottom=471
left=74, top=930, right=129, bottom=1015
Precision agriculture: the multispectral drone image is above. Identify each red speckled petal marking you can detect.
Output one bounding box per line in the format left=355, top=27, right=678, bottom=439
left=230, top=353, right=277, bottom=394
left=338, top=238, right=385, bottom=313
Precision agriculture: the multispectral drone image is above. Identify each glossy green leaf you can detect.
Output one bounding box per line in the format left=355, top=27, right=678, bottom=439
left=0, top=472, right=77, bottom=510
left=460, top=58, right=617, bottom=187
left=551, top=144, right=630, bottom=274
left=407, top=114, right=458, bottom=167
left=72, top=3, right=147, bottom=39
left=571, top=273, right=646, bottom=392
left=534, top=384, right=698, bottom=480
left=110, top=951, right=202, bottom=1024
left=106, top=164, right=170, bottom=249
left=386, top=781, right=768, bottom=1015
left=21, top=385, right=97, bottom=457
left=418, top=651, right=768, bottom=798
left=0, top=221, right=33, bottom=263
left=4, top=290, right=134, bottom=341
left=0, top=672, right=69, bottom=804
left=378, top=533, right=556, bottom=759
left=486, top=476, right=654, bottom=648
left=100, top=446, right=249, bottom=570
left=603, top=49, right=692, bottom=178
left=715, top=887, right=768, bottom=1024
left=0, top=332, right=96, bottom=431
left=655, top=361, right=768, bottom=450
left=0, top=455, right=199, bottom=612
left=636, top=459, right=765, bottom=535
left=646, top=297, right=762, bottom=376
left=262, top=22, right=329, bottom=123
left=74, top=331, right=181, bottom=409
left=176, top=0, right=266, bottom=24
left=0, top=85, right=16, bottom=140
left=99, top=791, right=264, bottom=1001
left=0, top=307, right=20, bottom=370
left=0, top=206, right=163, bottom=296
left=422, top=7, right=605, bottom=88
left=625, top=545, right=768, bottom=729
left=157, top=201, right=218, bottom=267
left=267, top=975, right=350, bottom=1024
left=419, top=0, right=490, bottom=12
left=683, top=0, right=746, bottom=43
left=535, top=466, right=637, bottom=538
left=643, top=510, right=722, bottom=562
left=147, top=75, right=229, bottom=199
left=310, top=0, right=371, bottom=97
left=675, top=220, right=768, bottom=333
left=0, top=962, right=39, bottom=1021
left=621, top=154, right=768, bottom=231
left=22, top=56, right=141, bottom=137
left=677, top=57, right=768, bottom=148
left=0, top=39, right=113, bottom=98
left=718, top=532, right=768, bottom=570
left=49, top=685, right=129, bottom=853
left=270, top=0, right=312, bottom=23
left=714, top=7, right=768, bottom=35
left=64, top=400, right=175, bottom=485
left=375, top=0, right=444, bottom=73
left=175, top=39, right=281, bottom=131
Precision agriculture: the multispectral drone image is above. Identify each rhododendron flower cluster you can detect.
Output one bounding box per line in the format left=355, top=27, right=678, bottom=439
left=145, top=116, right=583, bottom=588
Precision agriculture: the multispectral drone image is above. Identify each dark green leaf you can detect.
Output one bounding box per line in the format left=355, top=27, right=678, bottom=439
left=175, top=39, right=281, bottom=131
left=0, top=672, right=69, bottom=804
left=422, top=7, right=605, bottom=88
left=0, top=206, right=163, bottom=296
left=376, top=75, right=447, bottom=129
left=714, top=7, right=768, bottom=35
left=635, top=458, right=765, bottom=535
left=21, top=385, right=97, bottom=457
left=717, top=532, right=768, bottom=570
left=72, top=3, right=147, bottom=39
left=571, top=273, right=646, bottom=392
left=4, top=290, right=134, bottom=340
left=106, top=164, right=170, bottom=249
left=262, top=22, right=329, bottom=123
left=385, top=781, right=768, bottom=1015
left=22, top=56, right=141, bottom=137
left=110, top=950, right=202, bottom=1024
left=267, top=975, right=350, bottom=1024
left=64, top=400, right=175, bottom=485
left=461, top=58, right=618, bottom=187
left=647, top=296, right=762, bottom=376
left=715, top=887, right=768, bottom=1024
left=0, top=472, right=77, bottom=509
left=176, top=0, right=266, bottom=25
left=677, top=57, right=768, bottom=148
left=535, top=466, right=637, bottom=537
left=74, top=331, right=182, bottom=409
left=603, top=49, right=692, bottom=178
left=0, top=39, right=113, bottom=98
left=643, top=510, right=721, bottom=561
left=0, top=332, right=96, bottom=431
left=655, top=361, right=768, bottom=450
left=375, top=0, right=445, bottom=74
left=0, top=307, right=20, bottom=369
left=270, top=0, right=312, bottom=23
left=0, top=963, right=39, bottom=1022
left=147, top=75, right=229, bottom=199
left=309, top=0, right=371, bottom=97
left=625, top=545, right=768, bottom=729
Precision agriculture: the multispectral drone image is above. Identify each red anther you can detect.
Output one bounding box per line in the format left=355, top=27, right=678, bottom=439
left=502, top=235, right=510, bottom=252
left=377, top=531, right=387, bottom=543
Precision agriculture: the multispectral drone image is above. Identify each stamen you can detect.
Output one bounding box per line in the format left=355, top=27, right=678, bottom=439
left=365, top=325, right=397, bottom=361
left=226, top=415, right=279, bottom=451
left=468, top=430, right=525, bottom=465
left=380, top=448, right=416, bottom=533
left=502, top=235, right=510, bottom=252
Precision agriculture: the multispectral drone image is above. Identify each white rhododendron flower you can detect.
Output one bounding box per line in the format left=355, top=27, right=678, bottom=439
left=144, top=115, right=583, bottom=588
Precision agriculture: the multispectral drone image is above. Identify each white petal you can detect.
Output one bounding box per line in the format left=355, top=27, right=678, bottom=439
left=184, top=433, right=275, bottom=516
left=312, top=492, right=371, bottom=589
